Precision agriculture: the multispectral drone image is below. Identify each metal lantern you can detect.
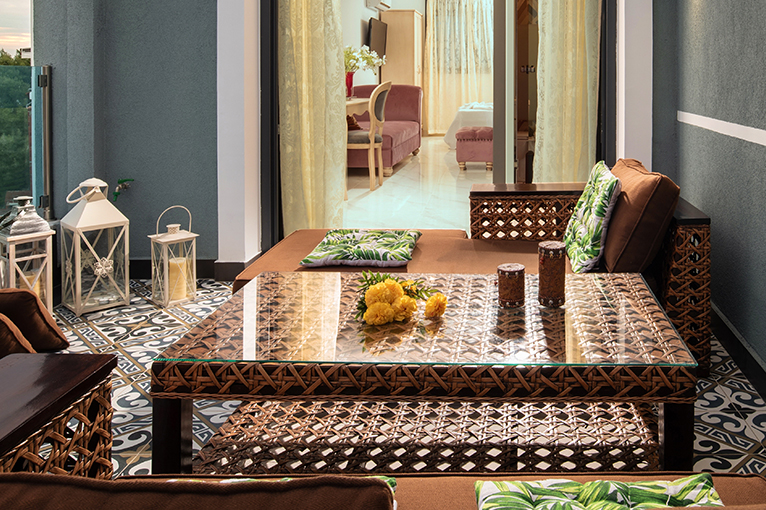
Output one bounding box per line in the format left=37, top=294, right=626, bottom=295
left=60, top=178, right=130, bottom=316
left=148, top=205, right=197, bottom=307
left=0, top=196, right=55, bottom=309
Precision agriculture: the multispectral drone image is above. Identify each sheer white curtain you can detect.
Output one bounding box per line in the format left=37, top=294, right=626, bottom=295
left=423, top=0, right=493, bottom=135
left=534, top=0, right=601, bottom=182
left=278, top=0, right=346, bottom=234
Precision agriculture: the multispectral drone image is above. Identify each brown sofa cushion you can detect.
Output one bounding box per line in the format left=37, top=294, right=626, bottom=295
left=232, top=229, right=571, bottom=294
left=393, top=472, right=766, bottom=510
left=0, top=289, right=69, bottom=352
left=0, top=473, right=393, bottom=510
left=0, top=312, right=36, bottom=358
left=602, top=159, right=680, bottom=273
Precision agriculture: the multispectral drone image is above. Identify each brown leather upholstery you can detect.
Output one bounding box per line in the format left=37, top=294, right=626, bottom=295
left=0, top=313, right=36, bottom=358
left=0, top=473, right=393, bottom=510
left=3, top=472, right=761, bottom=509
left=602, top=159, right=680, bottom=273
left=0, top=289, right=68, bottom=352
left=233, top=229, right=571, bottom=293
left=393, top=472, right=766, bottom=509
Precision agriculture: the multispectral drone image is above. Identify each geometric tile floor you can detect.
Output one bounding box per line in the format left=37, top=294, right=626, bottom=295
left=55, top=279, right=240, bottom=477
left=52, top=279, right=766, bottom=477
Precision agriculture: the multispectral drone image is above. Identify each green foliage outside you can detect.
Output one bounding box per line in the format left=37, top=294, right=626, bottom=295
left=0, top=49, right=33, bottom=209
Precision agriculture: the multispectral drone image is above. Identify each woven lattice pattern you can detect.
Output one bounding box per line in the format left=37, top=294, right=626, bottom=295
left=193, top=400, right=658, bottom=474
left=0, top=377, right=113, bottom=479
left=157, top=273, right=694, bottom=366
left=469, top=194, right=578, bottom=240
left=662, top=222, right=712, bottom=375
left=152, top=273, right=696, bottom=403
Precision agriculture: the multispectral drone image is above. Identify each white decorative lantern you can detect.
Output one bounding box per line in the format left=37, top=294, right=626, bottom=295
left=60, top=178, right=130, bottom=316
left=0, top=197, right=55, bottom=310
left=148, top=205, right=197, bottom=307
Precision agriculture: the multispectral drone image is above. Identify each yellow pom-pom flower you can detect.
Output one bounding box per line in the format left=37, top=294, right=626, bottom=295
left=392, top=295, right=418, bottom=322
left=384, top=279, right=404, bottom=300
left=365, top=281, right=391, bottom=306
left=363, top=301, right=395, bottom=325
left=424, top=292, right=448, bottom=318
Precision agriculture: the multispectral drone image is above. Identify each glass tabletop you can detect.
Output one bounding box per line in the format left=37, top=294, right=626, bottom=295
left=155, top=272, right=696, bottom=367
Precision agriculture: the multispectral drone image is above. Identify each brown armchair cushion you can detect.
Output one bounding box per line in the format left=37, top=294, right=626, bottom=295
left=602, top=159, right=680, bottom=273
left=0, top=473, right=394, bottom=510
left=0, top=313, right=36, bottom=358
left=0, top=289, right=69, bottom=352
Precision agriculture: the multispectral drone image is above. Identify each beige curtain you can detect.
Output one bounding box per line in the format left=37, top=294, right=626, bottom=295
left=278, top=0, right=345, bottom=234
left=423, top=0, right=494, bottom=135
left=534, top=0, right=600, bottom=182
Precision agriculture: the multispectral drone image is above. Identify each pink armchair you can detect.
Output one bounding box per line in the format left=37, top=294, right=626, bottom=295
left=348, top=84, right=422, bottom=177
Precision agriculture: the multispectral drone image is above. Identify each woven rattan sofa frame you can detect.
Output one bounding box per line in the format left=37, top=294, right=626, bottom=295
left=469, top=183, right=711, bottom=376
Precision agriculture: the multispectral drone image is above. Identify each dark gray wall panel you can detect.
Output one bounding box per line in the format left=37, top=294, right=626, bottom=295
left=653, top=0, right=766, bottom=363
left=676, top=1, right=766, bottom=130
left=33, top=0, right=218, bottom=260
left=651, top=1, right=679, bottom=183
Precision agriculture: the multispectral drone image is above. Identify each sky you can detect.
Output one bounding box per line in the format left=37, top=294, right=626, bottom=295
left=0, top=0, right=31, bottom=54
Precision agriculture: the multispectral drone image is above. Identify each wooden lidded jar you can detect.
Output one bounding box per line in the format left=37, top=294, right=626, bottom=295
left=538, top=241, right=566, bottom=307
left=497, top=263, right=525, bottom=308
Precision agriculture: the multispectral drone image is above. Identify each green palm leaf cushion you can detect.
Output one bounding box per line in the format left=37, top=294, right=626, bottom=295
left=300, top=229, right=422, bottom=267
left=564, top=161, right=622, bottom=273
left=475, top=474, right=724, bottom=509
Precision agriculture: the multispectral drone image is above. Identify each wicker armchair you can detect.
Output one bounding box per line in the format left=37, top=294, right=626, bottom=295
left=469, top=183, right=712, bottom=375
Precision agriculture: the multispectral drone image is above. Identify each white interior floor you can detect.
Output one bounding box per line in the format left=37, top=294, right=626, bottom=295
left=343, top=135, right=493, bottom=232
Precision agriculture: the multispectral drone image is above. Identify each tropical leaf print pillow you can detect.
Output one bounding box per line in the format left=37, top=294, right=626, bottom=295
left=300, top=229, right=422, bottom=267
left=475, top=473, right=724, bottom=509
left=564, top=161, right=622, bottom=273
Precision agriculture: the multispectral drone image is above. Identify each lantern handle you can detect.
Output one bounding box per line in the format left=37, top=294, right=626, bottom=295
left=66, top=183, right=104, bottom=204
left=156, top=205, right=192, bottom=236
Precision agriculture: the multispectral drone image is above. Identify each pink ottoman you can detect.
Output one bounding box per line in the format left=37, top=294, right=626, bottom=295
left=456, top=126, right=493, bottom=171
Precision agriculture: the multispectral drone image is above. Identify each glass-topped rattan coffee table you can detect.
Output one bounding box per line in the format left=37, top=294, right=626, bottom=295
left=151, top=272, right=697, bottom=474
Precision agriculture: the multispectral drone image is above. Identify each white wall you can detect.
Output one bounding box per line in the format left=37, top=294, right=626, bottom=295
left=617, top=0, right=653, bottom=170
left=217, top=0, right=261, bottom=265
left=391, top=0, right=425, bottom=12
left=340, top=0, right=378, bottom=86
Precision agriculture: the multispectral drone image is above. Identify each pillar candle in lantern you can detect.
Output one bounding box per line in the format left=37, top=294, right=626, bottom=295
left=168, top=257, right=188, bottom=302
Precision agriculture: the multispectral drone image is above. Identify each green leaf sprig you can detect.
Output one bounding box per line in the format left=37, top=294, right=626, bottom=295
left=355, top=271, right=436, bottom=321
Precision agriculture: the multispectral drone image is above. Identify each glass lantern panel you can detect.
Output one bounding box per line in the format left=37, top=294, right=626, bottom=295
left=13, top=240, right=48, bottom=302
left=62, top=228, right=75, bottom=305
left=0, top=243, right=8, bottom=289
left=78, top=227, right=127, bottom=308
left=151, top=241, right=166, bottom=304
left=167, top=241, right=193, bottom=302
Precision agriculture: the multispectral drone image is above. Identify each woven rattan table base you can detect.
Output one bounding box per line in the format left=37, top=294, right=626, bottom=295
left=0, top=377, right=113, bottom=479
left=193, top=399, right=659, bottom=475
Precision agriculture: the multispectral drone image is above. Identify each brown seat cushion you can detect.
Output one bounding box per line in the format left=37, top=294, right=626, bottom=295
left=0, top=312, right=36, bottom=358
left=0, top=289, right=69, bottom=352
left=602, top=159, right=680, bottom=273
left=0, top=473, right=393, bottom=510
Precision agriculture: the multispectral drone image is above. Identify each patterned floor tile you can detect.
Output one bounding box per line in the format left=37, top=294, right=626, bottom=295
left=49, top=279, right=766, bottom=476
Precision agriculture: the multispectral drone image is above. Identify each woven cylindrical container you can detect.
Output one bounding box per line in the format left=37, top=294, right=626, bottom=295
left=538, top=241, right=566, bottom=307
left=497, top=263, right=525, bottom=308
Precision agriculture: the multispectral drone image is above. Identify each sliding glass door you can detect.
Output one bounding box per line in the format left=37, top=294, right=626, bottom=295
left=0, top=64, right=46, bottom=215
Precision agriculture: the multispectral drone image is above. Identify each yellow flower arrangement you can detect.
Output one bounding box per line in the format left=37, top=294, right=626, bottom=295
left=355, top=271, right=447, bottom=325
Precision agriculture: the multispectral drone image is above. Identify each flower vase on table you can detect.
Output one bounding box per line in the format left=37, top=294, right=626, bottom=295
left=343, top=45, right=386, bottom=99
left=345, top=72, right=355, bottom=98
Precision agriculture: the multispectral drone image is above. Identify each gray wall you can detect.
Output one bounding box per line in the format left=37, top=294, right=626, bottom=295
left=653, top=1, right=766, bottom=363
left=34, top=0, right=218, bottom=261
